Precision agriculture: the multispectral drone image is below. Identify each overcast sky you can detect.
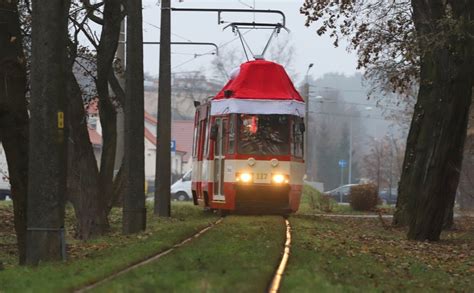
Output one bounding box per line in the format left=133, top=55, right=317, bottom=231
left=137, top=0, right=402, bottom=140
left=142, top=0, right=361, bottom=83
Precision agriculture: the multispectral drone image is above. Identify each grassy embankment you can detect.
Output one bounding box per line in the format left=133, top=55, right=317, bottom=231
left=282, top=186, right=474, bottom=292
left=93, top=216, right=286, bottom=292
left=0, top=202, right=218, bottom=292
left=1, top=188, right=472, bottom=292
left=299, top=185, right=395, bottom=215
left=283, top=215, right=473, bottom=292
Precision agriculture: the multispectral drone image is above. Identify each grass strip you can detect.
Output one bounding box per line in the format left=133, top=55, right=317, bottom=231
left=0, top=203, right=217, bottom=292
left=93, top=215, right=286, bottom=293
left=281, top=215, right=474, bottom=292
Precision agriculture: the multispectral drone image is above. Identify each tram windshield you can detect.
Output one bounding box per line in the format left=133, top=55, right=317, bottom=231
left=238, top=114, right=290, bottom=155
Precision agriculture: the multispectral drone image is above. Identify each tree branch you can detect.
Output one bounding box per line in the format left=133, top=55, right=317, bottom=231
left=80, top=0, right=104, bottom=25
left=69, top=15, right=99, bottom=49
left=108, top=71, right=124, bottom=107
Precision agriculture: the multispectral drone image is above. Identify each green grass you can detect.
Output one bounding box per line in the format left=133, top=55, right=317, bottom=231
left=0, top=200, right=12, bottom=207
left=0, top=203, right=218, bottom=292
left=93, top=216, right=286, bottom=293
left=281, top=215, right=474, bottom=292
left=299, top=185, right=394, bottom=215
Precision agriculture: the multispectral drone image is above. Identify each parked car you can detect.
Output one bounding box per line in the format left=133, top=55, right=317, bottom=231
left=379, top=188, right=398, bottom=205
left=170, top=170, right=192, bottom=201
left=323, top=184, right=359, bottom=203
left=0, top=189, right=10, bottom=201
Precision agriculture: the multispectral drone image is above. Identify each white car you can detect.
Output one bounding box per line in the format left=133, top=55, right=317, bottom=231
left=171, top=170, right=192, bottom=201
left=0, top=177, right=11, bottom=201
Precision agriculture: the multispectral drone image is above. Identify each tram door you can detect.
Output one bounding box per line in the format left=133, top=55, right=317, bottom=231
left=213, top=118, right=227, bottom=201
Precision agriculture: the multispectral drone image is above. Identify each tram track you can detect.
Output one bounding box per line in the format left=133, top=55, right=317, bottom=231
left=268, top=218, right=292, bottom=293
left=75, top=217, right=223, bottom=292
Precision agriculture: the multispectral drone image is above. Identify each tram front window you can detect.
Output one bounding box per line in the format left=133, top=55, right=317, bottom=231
left=238, top=114, right=290, bottom=155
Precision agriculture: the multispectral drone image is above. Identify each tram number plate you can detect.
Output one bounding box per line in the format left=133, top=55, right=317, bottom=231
left=255, top=173, right=268, bottom=180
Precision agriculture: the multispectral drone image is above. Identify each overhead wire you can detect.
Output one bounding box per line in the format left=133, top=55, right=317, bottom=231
left=144, top=21, right=193, bottom=42
left=144, top=15, right=253, bottom=70
left=172, top=30, right=252, bottom=70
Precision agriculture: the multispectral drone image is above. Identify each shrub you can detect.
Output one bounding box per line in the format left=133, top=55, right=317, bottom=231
left=304, top=185, right=335, bottom=213
left=349, top=184, right=379, bottom=211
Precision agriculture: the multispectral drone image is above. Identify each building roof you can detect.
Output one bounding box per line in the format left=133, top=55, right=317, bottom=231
left=85, top=97, right=99, bottom=116
left=144, top=111, right=157, bottom=124
left=87, top=111, right=191, bottom=160
left=144, top=112, right=194, bottom=162
left=145, top=117, right=188, bottom=156
left=88, top=127, right=102, bottom=146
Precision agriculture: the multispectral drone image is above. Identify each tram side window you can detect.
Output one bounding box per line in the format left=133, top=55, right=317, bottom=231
left=293, top=117, right=304, bottom=158
left=203, top=120, right=210, bottom=158
left=227, top=114, right=235, bottom=154
left=192, top=122, right=199, bottom=158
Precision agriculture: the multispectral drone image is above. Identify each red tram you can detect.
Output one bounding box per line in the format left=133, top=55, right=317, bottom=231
left=191, top=59, right=306, bottom=214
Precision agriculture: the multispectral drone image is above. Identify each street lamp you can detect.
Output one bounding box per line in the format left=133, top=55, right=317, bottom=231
left=348, top=106, right=373, bottom=184
left=304, top=63, right=314, bottom=178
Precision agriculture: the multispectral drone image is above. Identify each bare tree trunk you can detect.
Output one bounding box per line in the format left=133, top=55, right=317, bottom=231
left=26, top=0, right=70, bottom=265
left=394, top=0, right=474, bottom=240
left=96, top=0, right=123, bottom=219
left=0, top=0, right=28, bottom=264
left=110, top=159, right=126, bottom=209
left=66, top=65, right=109, bottom=239
left=458, top=88, right=474, bottom=210
left=122, top=0, right=146, bottom=234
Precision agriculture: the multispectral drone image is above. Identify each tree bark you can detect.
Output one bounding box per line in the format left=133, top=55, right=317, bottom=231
left=458, top=88, right=474, bottom=210
left=122, top=0, right=146, bottom=234
left=26, top=0, right=71, bottom=265
left=96, top=0, right=123, bottom=220
left=394, top=0, right=474, bottom=240
left=0, top=0, right=28, bottom=264
left=66, top=60, right=109, bottom=239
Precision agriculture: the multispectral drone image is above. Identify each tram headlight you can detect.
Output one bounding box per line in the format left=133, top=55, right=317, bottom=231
left=272, top=174, right=289, bottom=184
left=236, top=172, right=253, bottom=183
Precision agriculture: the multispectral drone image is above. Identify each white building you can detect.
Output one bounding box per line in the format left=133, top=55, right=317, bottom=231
left=0, top=144, right=10, bottom=191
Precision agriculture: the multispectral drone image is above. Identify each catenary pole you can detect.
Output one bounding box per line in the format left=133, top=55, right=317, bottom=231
left=155, top=0, right=171, bottom=217
left=123, top=0, right=146, bottom=233
left=26, top=0, right=70, bottom=265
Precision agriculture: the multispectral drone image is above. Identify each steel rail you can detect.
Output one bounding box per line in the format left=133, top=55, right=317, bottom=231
left=268, top=219, right=292, bottom=293
left=75, top=218, right=224, bottom=292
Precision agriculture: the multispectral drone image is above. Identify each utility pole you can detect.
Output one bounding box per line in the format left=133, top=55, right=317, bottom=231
left=123, top=0, right=146, bottom=233
left=26, top=0, right=70, bottom=265
left=348, top=117, right=353, bottom=184
left=155, top=0, right=171, bottom=217
left=304, top=63, right=313, bottom=178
